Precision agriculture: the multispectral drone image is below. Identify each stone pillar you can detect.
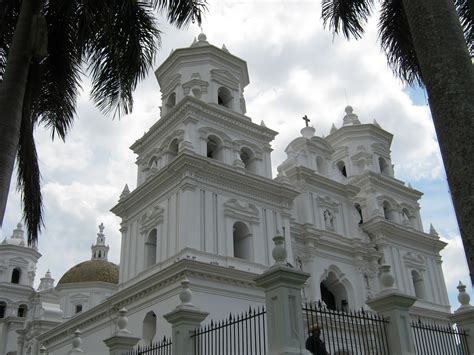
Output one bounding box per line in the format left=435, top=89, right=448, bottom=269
left=103, top=309, right=140, bottom=355
left=164, top=279, right=209, bottom=355
left=366, top=265, right=416, bottom=355
left=254, top=235, right=310, bottom=355
left=449, top=281, right=474, bottom=354
left=67, top=329, right=86, bottom=354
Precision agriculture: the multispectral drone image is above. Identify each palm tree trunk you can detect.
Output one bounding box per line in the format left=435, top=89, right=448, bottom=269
left=402, top=0, right=474, bottom=282
left=0, top=0, right=39, bottom=227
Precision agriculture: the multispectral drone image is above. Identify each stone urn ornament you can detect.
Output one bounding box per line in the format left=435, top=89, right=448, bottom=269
left=379, top=265, right=395, bottom=290
left=272, top=235, right=287, bottom=265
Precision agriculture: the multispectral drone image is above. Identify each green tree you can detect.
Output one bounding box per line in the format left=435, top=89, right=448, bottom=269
left=321, top=0, right=474, bottom=281
left=0, top=0, right=205, bottom=244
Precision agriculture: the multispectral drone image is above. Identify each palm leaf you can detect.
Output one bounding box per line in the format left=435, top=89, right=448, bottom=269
left=321, top=0, right=374, bottom=39
left=379, top=0, right=422, bottom=85
left=17, top=60, right=44, bottom=245
left=0, top=0, right=20, bottom=80
left=150, top=0, right=206, bottom=27
left=86, top=0, right=160, bottom=116
left=455, top=0, right=473, bottom=56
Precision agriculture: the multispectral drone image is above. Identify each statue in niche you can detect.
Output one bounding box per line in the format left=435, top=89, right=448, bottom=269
left=323, top=209, right=335, bottom=230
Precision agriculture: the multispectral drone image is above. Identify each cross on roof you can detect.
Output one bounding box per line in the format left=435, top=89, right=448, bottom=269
left=302, top=115, right=310, bottom=127
left=98, top=223, right=105, bottom=234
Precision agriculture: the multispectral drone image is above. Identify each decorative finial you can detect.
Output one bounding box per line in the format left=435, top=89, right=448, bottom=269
left=222, top=44, right=229, bottom=52
left=271, top=235, right=287, bottom=265
left=373, top=119, right=381, bottom=128
left=12, top=222, right=25, bottom=240
left=178, top=278, right=193, bottom=307
left=98, top=223, right=105, bottom=234
left=379, top=265, right=395, bottom=290
left=343, top=105, right=361, bottom=126
left=429, top=224, right=439, bottom=237
left=40, top=345, right=47, bottom=354
left=70, top=329, right=84, bottom=353
left=457, top=281, right=471, bottom=309
left=120, top=184, right=130, bottom=200
left=116, top=308, right=132, bottom=334
left=260, top=120, right=267, bottom=127
left=198, top=32, right=207, bottom=42
left=330, top=123, right=337, bottom=134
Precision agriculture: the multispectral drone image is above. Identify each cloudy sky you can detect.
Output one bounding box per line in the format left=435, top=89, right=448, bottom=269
left=2, top=0, right=469, bottom=309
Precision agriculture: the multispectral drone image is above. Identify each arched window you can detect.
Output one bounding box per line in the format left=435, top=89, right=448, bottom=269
left=169, top=138, right=179, bottom=161
left=0, top=302, right=6, bottom=318
left=354, top=204, right=363, bottom=224
left=17, top=304, right=27, bottom=317
left=11, top=268, right=21, bottom=284
left=165, top=93, right=176, bottom=111
left=316, top=156, right=327, bottom=176
left=148, top=156, right=158, bottom=170
left=145, top=229, right=157, bottom=268
left=411, top=270, right=426, bottom=299
left=233, top=222, right=253, bottom=261
left=383, top=201, right=394, bottom=221
left=217, top=87, right=233, bottom=109
left=142, top=311, right=157, bottom=344
left=206, top=135, right=223, bottom=161
left=336, top=161, right=347, bottom=178
left=401, top=208, right=412, bottom=226
left=75, top=304, right=83, bottom=314
left=192, top=87, right=202, bottom=99
left=379, top=157, right=389, bottom=175
left=240, top=147, right=256, bottom=172
left=320, top=271, right=349, bottom=311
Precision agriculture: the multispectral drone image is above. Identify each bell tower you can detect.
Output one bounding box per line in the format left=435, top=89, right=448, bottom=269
left=113, top=34, right=298, bottom=286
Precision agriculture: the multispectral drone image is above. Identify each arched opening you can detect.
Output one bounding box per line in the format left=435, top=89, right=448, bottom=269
left=148, top=156, right=158, bottom=170
left=17, top=304, right=27, bottom=318
left=316, top=156, right=327, bottom=176
left=165, top=93, right=176, bottom=111
left=412, top=270, right=426, bottom=299
left=379, top=157, right=389, bottom=175
left=320, top=271, right=349, bottom=311
left=75, top=304, right=83, bottom=314
left=354, top=204, right=363, bottom=224
left=240, top=147, right=256, bottom=172
left=336, top=161, right=347, bottom=178
left=11, top=268, right=21, bottom=284
left=142, top=311, right=157, bottom=344
left=233, top=222, right=253, bottom=261
left=401, top=208, right=412, bottom=226
left=145, top=229, right=157, bottom=268
left=169, top=138, right=179, bottom=160
left=383, top=201, right=394, bottom=221
left=0, top=302, right=6, bottom=318
left=217, top=87, right=233, bottom=109
left=206, top=135, right=223, bottom=161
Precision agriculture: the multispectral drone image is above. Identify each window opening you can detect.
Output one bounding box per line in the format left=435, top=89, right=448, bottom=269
left=17, top=304, right=27, bottom=317
left=0, top=302, right=6, bottom=318
left=233, top=222, right=253, bottom=261
left=145, top=229, right=157, bottom=268
left=11, top=268, right=21, bottom=284
left=75, top=304, right=83, bottom=314
left=337, top=161, right=347, bottom=177
left=217, top=87, right=233, bottom=109
left=142, top=311, right=157, bottom=344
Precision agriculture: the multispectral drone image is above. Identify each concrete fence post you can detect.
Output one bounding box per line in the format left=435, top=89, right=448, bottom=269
left=449, top=281, right=474, bottom=354
left=366, top=265, right=416, bottom=355
left=254, top=235, right=310, bottom=355
left=164, top=279, right=209, bottom=355
left=103, top=308, right=140, bottom=355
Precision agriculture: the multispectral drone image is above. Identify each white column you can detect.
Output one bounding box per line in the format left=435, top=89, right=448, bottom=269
left=366, top=265, right=416, bottom=355
left=103, top=309, right=140, bottom=355
left=164, top=280, right=209, bottom=355
left=254, top=236, right=310, bottom=355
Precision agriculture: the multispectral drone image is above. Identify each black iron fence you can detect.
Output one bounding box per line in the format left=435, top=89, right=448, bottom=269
left=192, top=306, right=267, bottom=355
left=303, top=301, right=390, bottom=355
left=124, top=336, right=172, bottom=355
left=411, top=319, right=470, bottom=355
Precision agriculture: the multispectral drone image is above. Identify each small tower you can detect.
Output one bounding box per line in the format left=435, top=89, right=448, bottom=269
left=38, top=269, right=55, bottom=291
left=91, top=223, right=109, bottom=261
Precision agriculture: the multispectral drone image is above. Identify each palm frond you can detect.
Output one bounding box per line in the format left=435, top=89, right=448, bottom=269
left=0, top=0, right=21, bottom=80
left=455, top=0, right=473, bottom=56
left=17, top=61, right=44, bottom=245
left=87, top=0, right=160, bottom=117
left=150, top=0, right=206, bottom=27
left=37, top=0, right=82, bottom=140
left=379, top=0, right=422, bottom=85
left=321, top=0, right=374, bottom=39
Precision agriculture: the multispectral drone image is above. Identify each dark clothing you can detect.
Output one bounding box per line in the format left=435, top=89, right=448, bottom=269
left=305, top=335, right=329, bottom=355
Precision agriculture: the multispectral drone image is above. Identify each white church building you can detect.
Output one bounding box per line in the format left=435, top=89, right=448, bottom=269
left=0, top=33, right=452, bottom=354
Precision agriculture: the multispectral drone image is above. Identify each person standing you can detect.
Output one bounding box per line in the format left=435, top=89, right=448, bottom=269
left=305, top=325, right=329, bottom=355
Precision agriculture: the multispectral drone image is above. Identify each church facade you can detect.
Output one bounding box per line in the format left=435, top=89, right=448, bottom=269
left=0, top=34, right=450, bottom=354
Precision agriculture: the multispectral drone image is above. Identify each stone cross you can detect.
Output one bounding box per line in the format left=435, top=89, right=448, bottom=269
left=302, top=115, right=310, bottom=127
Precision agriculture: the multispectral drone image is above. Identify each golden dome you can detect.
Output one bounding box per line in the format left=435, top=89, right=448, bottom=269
left=58, top=260, right=119, bottom=285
